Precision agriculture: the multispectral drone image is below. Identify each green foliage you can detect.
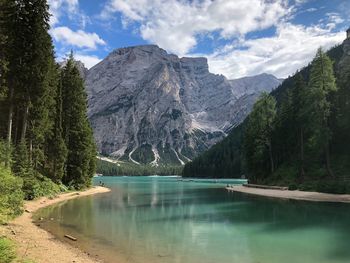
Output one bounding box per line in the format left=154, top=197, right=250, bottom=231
left=0, top=1, right=8, bottom=101
left=183, top=124, right=244, bottom=178
left=61, top=55, right=96, bottom=189
left=157, top=143, right=186, bottom=165
left=0, top=0, right=95, bottom=209
left=0, top=165, right=23, bottom=223
left=12, top=142, right=32, bottom=178
left=131, top=144, right=154, bottom=164
left=306, top=48, right=337, bottom=176
left=0, top=140, right=11, bottom=167
left=0, top=237, right=36, bottom=263
left=0, top=237, right=16, bottom=263
left=45, top=66, right=67, bottom=183
left=97, top=159, right=182, bottom=176
left=184, top=43, right=350, bottom=193
left=21, top=173, right=61, bottom=200
left=243, top=93, right=276, bottom=181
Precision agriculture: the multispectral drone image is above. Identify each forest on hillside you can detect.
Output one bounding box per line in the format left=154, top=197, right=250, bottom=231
left=0, top=0, right=95, bottom=224
left=184, top=42, right=350, bottom=194
left=96, top=159, right=182, bottom=176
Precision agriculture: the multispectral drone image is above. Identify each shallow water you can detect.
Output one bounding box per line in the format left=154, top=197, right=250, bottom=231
left=36, top=176, right=350, bottom=263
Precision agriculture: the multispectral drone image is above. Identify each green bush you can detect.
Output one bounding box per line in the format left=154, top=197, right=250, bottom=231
left=22, top=173, right=61, bottom=200
left=298, top=180, right=350, bottom=194
left=299, top=181, right=317, bottom=191
left=0, top=237, right=16, bottom=263
left=315, top=180, right=350, bottom=194
left=288, top=183, right=298, bottom=190
left=0, top=166, right=23, bottom=224
left=0, top=141, right=12, bottom=167
left=264, top=164, right=298, bottom=186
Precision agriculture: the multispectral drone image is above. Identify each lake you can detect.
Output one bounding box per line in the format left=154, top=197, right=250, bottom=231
left=35, top=176, right=350, bottom=263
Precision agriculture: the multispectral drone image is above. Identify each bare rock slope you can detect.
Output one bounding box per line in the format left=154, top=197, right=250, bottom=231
left=84, top=45, right=281, bottom=165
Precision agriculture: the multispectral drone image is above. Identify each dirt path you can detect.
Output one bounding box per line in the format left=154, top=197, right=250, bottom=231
left=0, top=186, right=110, bottom=263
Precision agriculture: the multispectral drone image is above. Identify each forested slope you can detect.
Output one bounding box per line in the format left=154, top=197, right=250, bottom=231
left=0, top=0, right=95, bottom=206
left=184, top=41, right=350, bottom=193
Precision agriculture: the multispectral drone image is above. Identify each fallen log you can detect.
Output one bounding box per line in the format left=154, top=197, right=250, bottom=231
left=64, top=234, right=77, bottom=241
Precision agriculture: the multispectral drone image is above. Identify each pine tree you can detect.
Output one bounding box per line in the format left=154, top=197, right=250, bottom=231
left=0, top=0, right=8, bottom=99
left=1, top=0, right=59, bottom=172
left=292, top=73, right=308, bottom=180
left=0, top=0, right=9, bottom=143
left=23, top=0, right=57, bottom=170
left=0, top=0, right=17, bottom=144
left=334, top=42, right=350, bottom=155
left=274, top=89, right=294, bottom=164
left=244, top=93, right=276, bottom=182
left=61, top=55, right=96, bottom=189
left=307, top=48, right=337, bottom=177
left=45, top=63, right=67, bottom=183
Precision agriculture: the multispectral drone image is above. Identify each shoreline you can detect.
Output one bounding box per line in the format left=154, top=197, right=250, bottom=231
left=227, top=185, right=350, bottom=203
left=0, top=186, right=111, bottom=263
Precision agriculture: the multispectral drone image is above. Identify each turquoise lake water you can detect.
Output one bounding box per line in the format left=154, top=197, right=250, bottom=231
left=36, top=176, right=350, bottom=263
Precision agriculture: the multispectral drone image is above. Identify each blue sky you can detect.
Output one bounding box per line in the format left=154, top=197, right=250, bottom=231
left=49, top=0, right=350, bottom=78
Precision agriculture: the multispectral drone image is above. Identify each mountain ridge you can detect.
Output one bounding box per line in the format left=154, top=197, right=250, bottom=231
left=72, top=45, right=282, bottom=165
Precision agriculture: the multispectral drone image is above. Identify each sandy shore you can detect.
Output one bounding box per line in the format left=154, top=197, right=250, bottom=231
left=227, top=185, right=350, bottom=203
left=0, top=186, right=110, bottom=263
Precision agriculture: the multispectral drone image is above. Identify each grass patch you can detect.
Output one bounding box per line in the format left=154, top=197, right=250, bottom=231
left=0, top=237, right=37, bottom=263
left=0, top=237, right=16, bottom=263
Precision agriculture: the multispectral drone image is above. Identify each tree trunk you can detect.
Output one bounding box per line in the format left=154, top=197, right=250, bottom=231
left=29, top=139, right=33, bottom=165
left=268, top=141, right=274, bottom=174
left=6, top=86, right=14, bottom=144
left=325, top=143, right=334, bottom=178
left=21, top=104, right=29, bottom=142
left=14, top=108, right=20, bottom=144
left=299, top=127, right=305, bottom=181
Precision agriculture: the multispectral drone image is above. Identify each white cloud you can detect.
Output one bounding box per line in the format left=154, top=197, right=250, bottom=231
left=294, top=0, right=308, bottom=5
left=306, top=8, right=317, bottom=12
left=207, top=23, right=345, bottom=79
left=101, top=0, right=345, bottom=79
left=48, top=0, right=79, bottom=26
left=51, top=26, right=106, bottom=49
left=325, top=12, right=345, bottom=30
left=101, top=0, right=291, bottom=55
left=75, top=54, right=102, bottom=69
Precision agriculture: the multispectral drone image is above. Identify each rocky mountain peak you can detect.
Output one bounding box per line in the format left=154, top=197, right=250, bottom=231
left=83, top=45, right=282, bottom=165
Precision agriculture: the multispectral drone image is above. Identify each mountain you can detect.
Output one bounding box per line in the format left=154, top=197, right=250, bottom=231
left=183, top=42, right=345, bottom=179
left=82, top=45, right=281, bottom=165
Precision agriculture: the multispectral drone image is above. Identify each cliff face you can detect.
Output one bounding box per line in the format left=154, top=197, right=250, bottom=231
left=83, top=45, right=281, bottom=165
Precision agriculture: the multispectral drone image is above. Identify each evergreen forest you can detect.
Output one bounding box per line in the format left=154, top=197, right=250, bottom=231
left=0, top=0, right=96, bottom=224
left=184, top=43, right=350, bottom=194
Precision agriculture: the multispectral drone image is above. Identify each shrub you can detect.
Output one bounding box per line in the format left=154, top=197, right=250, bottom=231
left=0, top=237, right=16, bottom=263
left=288, top=183, right=298, bottom=191
left=22, top=173, right=61, bottom=200
left=0, top=141, right=12, bottom=167
left=315, top=180, right=350, bottom=194
left=0, top=166, right=23, bottom=224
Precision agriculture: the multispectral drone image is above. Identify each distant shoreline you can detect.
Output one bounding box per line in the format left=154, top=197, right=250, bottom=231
left=0, top=186, right=110, bottom=263
left=227, top=185, right=350, bottom=203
